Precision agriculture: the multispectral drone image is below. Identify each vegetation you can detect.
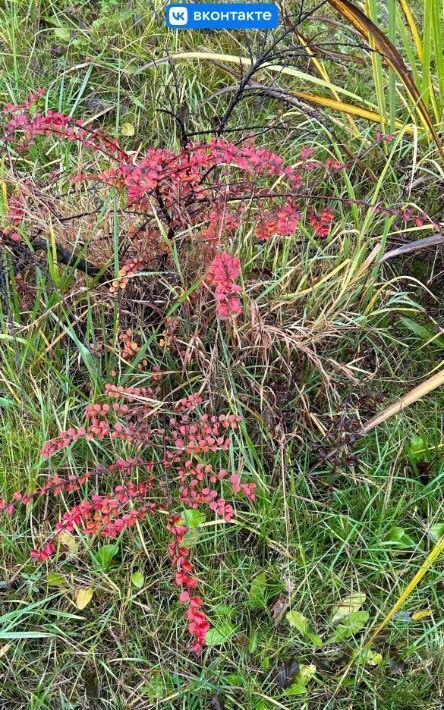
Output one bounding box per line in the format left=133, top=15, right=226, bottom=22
left=0, top=1, right=443, bottom=707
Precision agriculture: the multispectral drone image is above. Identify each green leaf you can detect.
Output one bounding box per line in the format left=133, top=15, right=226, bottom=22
left=247, top=572, right=267, bottom=609
left=54, top=27, right=71, bottom=42
left=205, top=621, right=235, bottom=646
left=400, top=317, right=444, bottom=349
left=384, top=527, right=414, bottom=548
left=408, top=434, right=428, bottom=460
left=330, top=593, right=366, bottom=624
left=430, top=523, right=444, bottom=541
left=214, top=604, right=235, bottom=618
left=284, top=664, right=316, bottom=696
left=286, top=611, right=323, bottom=647
left=94, top=544, right=119, bottom=571
left=180, top=509, right=207, bottom=528
left=131, top=571, right=145, bottom=589
left=327, top=611, right=369, bottom=642
left=353, top=648, right=383, bottom=666
left=47, top=572, right=67, bottom=587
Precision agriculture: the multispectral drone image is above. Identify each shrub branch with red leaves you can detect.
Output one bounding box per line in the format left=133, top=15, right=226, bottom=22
left=2, top=90, right=434, bottom=323
left=0, top=385, right=256, bottom=653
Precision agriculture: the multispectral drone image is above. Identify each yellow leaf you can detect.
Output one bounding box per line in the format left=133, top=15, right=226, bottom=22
left=330, top=593, right=366, bottom=624
left=121, top=122, right=135, bottom=137
left=74, top=587, right=94, bottom=610
left=398, top=0, right=423, bottom=61
left=138, top=51, right=379, bottom=108
left=411, top=609, right=433, bottom=621
left=58, top=531, right=77, bottom=553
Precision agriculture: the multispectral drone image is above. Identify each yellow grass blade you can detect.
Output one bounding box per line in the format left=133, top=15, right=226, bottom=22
left=295, top=30, right=361, bottom=137
left=139, top=51, right=379, bottom=109
left=366, top=535, right=444, bottom=645
left=292, top=91, right=414, bottom=131
left=399, top=0, right=423, bottom=61
left=327, top=0, right=444, bottom=158
left=362, top=367, right=444, bottom=433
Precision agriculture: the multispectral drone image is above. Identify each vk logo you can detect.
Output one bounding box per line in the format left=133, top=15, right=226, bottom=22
left=166, top=4, right=279, bottom=30
left=168, top=6, right=188, bottom=25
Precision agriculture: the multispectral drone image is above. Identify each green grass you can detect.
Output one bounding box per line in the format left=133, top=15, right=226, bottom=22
left=1, top=1, right=443, bottom=707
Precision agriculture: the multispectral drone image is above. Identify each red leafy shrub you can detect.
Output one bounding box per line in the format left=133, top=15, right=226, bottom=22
left=0, top=382, right=256, bottom=653
left=1, top=89, right=436, bottom=323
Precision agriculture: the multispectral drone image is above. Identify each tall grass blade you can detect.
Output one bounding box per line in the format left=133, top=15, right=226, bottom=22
left=327, top=0, right=444, bottom=157
left=366, top=535, right=444, bottom=645
left=362, top=368, right=444, bottom=433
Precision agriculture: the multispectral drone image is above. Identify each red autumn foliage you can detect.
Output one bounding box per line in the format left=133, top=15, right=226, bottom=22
left=1, top=89, right=435, bottom=324
left=0, top=382, right=255, bottom=653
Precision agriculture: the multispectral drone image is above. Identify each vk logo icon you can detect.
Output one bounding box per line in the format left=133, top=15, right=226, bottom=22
left=168, top=6, right=188, bottom=26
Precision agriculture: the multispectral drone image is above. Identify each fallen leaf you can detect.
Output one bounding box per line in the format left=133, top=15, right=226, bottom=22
left=271, top=593, right=288, bottom=623
left=75, top=587, right=94, bottom=610
left=411, top=609, right=433, bottom=621
left=58, top=531, right=77, bottom=553
left=278, top=660, right=299, bottom=690
left=330, top=593, right=366, bottom=624
left=84, top=670, right=100, bottom=700
left=121, top=122, right=135, bottom=136
left=284, top=663, right=316, bottom=696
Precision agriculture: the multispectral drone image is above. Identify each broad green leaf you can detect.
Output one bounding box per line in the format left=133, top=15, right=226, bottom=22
left=385, top=527, right=414, bottom=548
left=286, top=611, right=323, bottom=647
left=400, top=317, right=444, bottom=349
left=247, top=572, right=267, bottom=609
left=408, top=434, right=428, bottom=459
left=284, top=664, right=316, bottom=696
left=330, top=593, right=366, bottom=624
left=47, top=572, right=67, bottom=587
left=206, top=621, right=235, bottom=646
left=131, top=571, right=145, bottom=589
left=74, top=587, right=94, bottom=610
left=94, top=544, right=119, bottom=571
left=180, top=509, right=206, bottom=528
left=430, top=523, right=444, bottom=541
left=54, top=27, right=70, bottom=42
left=327, top=610, right=369, bottom=642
